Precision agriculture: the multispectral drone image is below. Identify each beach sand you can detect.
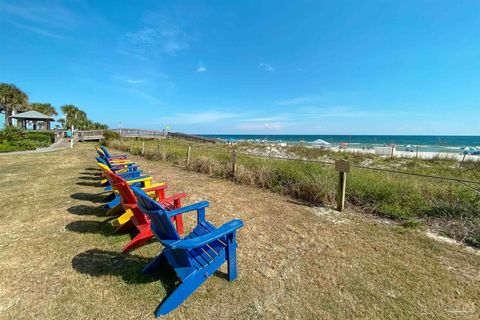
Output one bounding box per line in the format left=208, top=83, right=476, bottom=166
left=335, top=147, right=480, bottom=161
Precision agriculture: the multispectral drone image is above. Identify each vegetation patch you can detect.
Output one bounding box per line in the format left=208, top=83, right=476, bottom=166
left=0, top=126, right=54, bottom=152
left=107, top=138, right=480, bottom=247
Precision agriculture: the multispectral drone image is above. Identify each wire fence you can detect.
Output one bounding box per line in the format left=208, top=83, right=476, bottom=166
left=239, top=152, right=480, bottom=186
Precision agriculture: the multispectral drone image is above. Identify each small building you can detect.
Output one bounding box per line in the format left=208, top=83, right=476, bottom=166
left=10, top=111, right=55, bottom=130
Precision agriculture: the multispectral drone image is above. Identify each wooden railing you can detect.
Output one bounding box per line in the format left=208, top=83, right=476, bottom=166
left=111, top=128, right=166, bottom=138
left=167, top=132, right=217, bottom=144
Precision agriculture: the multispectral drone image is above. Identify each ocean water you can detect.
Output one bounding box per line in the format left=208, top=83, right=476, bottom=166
left=198, top=135, right=480, bottom=153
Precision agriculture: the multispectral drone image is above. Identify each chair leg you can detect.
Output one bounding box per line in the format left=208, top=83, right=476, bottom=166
left=114, top=219, right=134, bottom=233
left=154, top=273, right=208, bottom=317
left=111, top=209, right=134, bottom=229
left=121, top=226, right=154, bottom=253
left=105, top=203, right=124, bottom=216
left=104, top=195, right=120, bottom=210
left=226, top=232, right=238, bottom=281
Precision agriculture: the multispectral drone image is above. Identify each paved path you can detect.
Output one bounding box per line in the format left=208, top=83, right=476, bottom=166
left=0, top=138, right=72, bottom=156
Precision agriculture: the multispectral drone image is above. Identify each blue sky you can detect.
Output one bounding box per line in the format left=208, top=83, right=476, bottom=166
left=1, top=1, right=479, bottom=134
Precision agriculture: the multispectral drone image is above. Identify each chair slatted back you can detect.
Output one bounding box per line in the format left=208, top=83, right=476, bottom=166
left=100, top=146, right=112, bottom=158
left=96, top=148, right=107, bottom=160
left=96, top=156, right=110, bottom=168
left=103, top=170, right=137, bottom=205
left=132, top=187, right=181, bottom=241
left=133, top=187, right=192, bottom=268
left=103, top=168, right=148, bottom=225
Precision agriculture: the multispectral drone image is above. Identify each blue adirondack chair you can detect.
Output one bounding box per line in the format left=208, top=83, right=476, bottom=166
left=96, top=156, right=141, bottom=178
left=100, top=145, right=128, bottom=160
left=132, top=187, right=244, bottom=317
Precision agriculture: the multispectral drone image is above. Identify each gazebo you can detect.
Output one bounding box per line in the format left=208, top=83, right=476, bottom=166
left=11, top=111, right=55, bottom=130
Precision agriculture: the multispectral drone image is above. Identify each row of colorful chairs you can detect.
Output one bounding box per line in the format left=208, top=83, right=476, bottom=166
left=94, top=146, right=244, bottom=317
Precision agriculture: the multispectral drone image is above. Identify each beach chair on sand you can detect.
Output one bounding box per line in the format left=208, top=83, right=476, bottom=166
left=132, top=187, right=244, bottom=317
left=104, top=169, right=185, bottom=252
left=97, top=163, right=162, bottom=209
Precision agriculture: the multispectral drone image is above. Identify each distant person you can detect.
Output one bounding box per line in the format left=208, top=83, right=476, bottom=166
left=66, top=129, right=71, bottom=138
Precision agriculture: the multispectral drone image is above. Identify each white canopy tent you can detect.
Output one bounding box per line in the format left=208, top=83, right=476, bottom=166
left=308, top=139, right=331, bottom=148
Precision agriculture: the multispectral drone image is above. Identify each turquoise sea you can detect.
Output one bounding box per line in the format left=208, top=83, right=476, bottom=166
left=198, top=135, right=480, bottom=153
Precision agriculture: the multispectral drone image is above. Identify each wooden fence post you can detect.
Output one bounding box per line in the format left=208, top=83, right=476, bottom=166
left=186, top=146, right=191, bottom=168
left=141, top=141, right=145, bottom=155
left=416, top=146, right=419, bottom=159
left=335, top=160, right=350, bottom=212
left=231, top=150, right=237, bottom=179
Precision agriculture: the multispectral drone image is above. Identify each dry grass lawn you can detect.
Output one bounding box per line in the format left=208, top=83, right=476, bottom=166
left=1, top=143, right=480, bottom=319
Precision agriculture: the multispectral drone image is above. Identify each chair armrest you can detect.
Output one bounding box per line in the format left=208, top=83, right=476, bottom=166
left=117, top=169, right=142, bottom=174
left=159, top=193, right=187, bottom=205
left=166, top=201, right=209, bottom=218
left=109, top=159, right=134, bottom=164
left=111, top=163, right=138, bottom=169
left=108, top=154, right=128, bottom=159
left=117, top=170, right=142, bottom=177
left=126, top=176, right=152, bottom=184
left=142, top=184, right=167, bottom=193
left=162, top=219, right=244, bottom=249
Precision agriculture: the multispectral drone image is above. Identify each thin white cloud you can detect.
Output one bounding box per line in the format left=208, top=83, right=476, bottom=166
left=0, top=2, right=79, bottom=39
left=122, top=16, right=191, bottom=57
left=7, top=20, right=64, bottom=39
left=164, top=111, right=239, bottom=125
left=125, top=79, right=144, bottom=84
left=277, top=97, right=310, bottom=106
left=302, top=106, right=411, bottom=118
left=0, top=2, right=77, bottom=26
left=236, top=121, right=284, bottom=131
left=196, top=66, right=207, bottom=73
left=259, top=62, right=275, bottom=72
left=242, top=116, right=285, bottom=122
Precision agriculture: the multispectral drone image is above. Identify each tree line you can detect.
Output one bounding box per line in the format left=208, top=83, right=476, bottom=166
left=0, top=83, right=108, bottom=130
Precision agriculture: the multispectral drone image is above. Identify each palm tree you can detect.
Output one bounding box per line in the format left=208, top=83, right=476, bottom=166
left=60, top=104, right=88, bottom=129
left=29, top=103, right=58, bottom=116
left=0, top=83, right=29, bottom=126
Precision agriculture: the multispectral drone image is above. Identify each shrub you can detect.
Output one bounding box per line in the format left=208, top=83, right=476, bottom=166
left=0, top=144, right=19, bottom=152
left=0, top=126, right=25, bottom=142
left=24, top=132, right=54, bottom=144
left=103, top=130, right=120, bottom=141
left=0, top=127, right=54, bottom=152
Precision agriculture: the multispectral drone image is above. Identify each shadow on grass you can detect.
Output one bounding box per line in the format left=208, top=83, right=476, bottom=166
left=77, top=176, right=99, bottom=181
left=76, top=181, right=102, bottom=187
left=80, top=171, right=100, bottom=176
left=65, top=220, right=116, bottom=236
left=68, top=205, right=106, bottom=217
left=72, top=249, right=178, bottom=288
left=70, top=193, right=112, bottom=203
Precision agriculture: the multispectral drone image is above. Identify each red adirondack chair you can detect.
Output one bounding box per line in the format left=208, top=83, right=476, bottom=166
left=105, top=169, right=186, bottom=252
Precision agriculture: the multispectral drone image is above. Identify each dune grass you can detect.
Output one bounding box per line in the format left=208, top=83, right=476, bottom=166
left=107, top=138, right=480, bottom=246
left=1, top=142, right=480, bottom=319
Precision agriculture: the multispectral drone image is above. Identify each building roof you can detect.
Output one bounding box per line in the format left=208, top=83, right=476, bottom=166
left=11, top=110, right=55, bottom=121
